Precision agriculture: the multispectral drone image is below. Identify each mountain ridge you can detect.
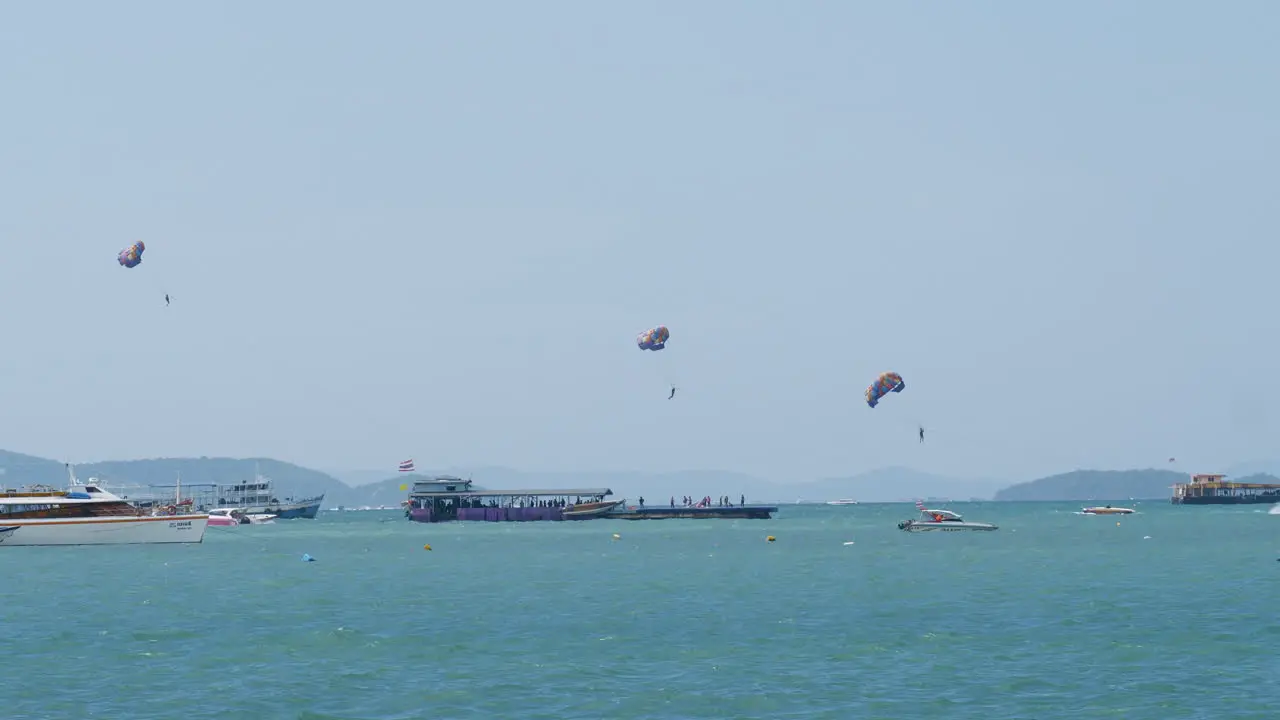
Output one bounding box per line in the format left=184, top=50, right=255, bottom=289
left=0, top=448, right=1258, bottom=507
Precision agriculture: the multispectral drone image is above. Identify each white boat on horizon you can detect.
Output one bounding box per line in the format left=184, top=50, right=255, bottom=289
left=0, top=466, right=208, bottom=546
left=898, top=505, right=998, bottom=532
left=826, top=499, right=859, bottom=506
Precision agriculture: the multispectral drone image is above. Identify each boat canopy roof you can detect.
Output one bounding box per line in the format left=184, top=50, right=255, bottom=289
left=922, top=508, right=962, bottom=520
left=409, top=488, right=613, bottom=499
left=0, top=484, right=122, bottom=504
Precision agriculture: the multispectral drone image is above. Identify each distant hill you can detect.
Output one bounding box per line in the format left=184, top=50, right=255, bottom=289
left=791, top=466, right=1009, bottom=503
left=0, top=449, right=69, bottom=485
left=338, top=467, right=778, bottom=508
left=0, top=450, right=350, bottom=504
left=332, top=465, right=1009, bottom=507
left=994, top=469, right=1185, bottom=501
left=1233, top=473, right=1280, bottom=485
left=1226, top=460, right=1280, bottom=478
left=1, top=446, right=1235, bottom=508
left=325, top=469, right=397, bottom=487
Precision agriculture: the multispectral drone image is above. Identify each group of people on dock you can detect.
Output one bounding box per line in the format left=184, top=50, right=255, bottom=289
left=636, top=495, right=746, bottom=508
left=665, top=495, right=746, bottom=508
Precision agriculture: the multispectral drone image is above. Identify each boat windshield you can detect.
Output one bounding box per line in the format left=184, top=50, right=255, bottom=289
left=921, top=509, right=963, bottom=521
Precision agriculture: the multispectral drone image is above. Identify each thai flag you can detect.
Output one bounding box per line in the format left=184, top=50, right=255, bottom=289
left=914, top=499, right=926, bottom=511
left=398, top=459, right=415, bottom=473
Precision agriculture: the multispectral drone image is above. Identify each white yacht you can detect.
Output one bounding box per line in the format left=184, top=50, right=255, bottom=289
left=0, top=466, right=209, bottom=546
left=898, top=505, right=997, bottom=532
left=826, top=499, right=859, bottom=506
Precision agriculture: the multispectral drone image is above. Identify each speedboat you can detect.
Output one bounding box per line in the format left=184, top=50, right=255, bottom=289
left=1082, top=505, right=1134, bottom=515
left=826, top=499, right=859, bottom=506
left=562, top=499, right=624, bottom=520
left=208, top=508, right=278, bottom=526
left=898, top=507, right=997, bottom=532
left=207, top=509, right=239, bottom=527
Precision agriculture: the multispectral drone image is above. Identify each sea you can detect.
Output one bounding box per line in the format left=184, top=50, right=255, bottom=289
left=2, top=501, right=1277, bottom=720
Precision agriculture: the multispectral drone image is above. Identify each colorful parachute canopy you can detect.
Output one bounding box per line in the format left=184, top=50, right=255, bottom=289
left=118, top=241, right=145, bottom=268
left=865, top=371, right=905, bottom=408
left=637, top=325, right=670, bottom=351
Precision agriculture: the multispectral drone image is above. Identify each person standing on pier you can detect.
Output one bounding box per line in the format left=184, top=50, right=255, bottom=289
left=740, top=494, right=745, bottom=506
left=639, top=496, right=645, bottom=507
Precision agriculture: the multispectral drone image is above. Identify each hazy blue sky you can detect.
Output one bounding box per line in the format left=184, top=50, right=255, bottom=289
left=1, top=1, right=1275, bottom=483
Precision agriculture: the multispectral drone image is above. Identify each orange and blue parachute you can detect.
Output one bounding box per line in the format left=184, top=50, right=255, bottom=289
left=118, top=241, right=145, bottom=268
left=637, top=325, right=670, bottom=351
left=865, top=371, right=905, bottom=408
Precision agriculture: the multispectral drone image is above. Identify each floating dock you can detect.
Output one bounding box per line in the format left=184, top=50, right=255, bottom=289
left=606, top=504, right=778, bottom=520
left=1171, top=473, right=1280, bottom=505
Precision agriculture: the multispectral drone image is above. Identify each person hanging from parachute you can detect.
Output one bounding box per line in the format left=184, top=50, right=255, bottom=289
left=919, top=425, right=925, bottom=443
left=165, top=293, right=170, bottom=307
left=669, top=385, right=677, bottom=400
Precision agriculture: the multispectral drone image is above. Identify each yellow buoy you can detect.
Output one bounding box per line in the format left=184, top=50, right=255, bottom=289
left=766, top=535, right=776, bottom=543
left=423, top=544, right=432, bottom=551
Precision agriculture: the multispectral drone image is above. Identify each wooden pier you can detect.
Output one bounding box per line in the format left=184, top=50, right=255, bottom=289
left=1171, top=473, right=1280, bottom=505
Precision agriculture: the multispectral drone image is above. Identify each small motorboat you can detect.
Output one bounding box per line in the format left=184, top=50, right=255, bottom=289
left=207, top=509, right=239, bottom=527
left=826, top=499, right=859, bottom=506
left=562, top=500, right=624, bottom=520
left=1082, top=505, right=1134, bottom=515
left=898, top=507, right=997, bottom=532
left=208, top=509, right=277, bottom=526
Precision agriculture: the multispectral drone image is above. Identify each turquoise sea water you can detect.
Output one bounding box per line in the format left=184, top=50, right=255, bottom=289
left=2, top=501, right=1278, bottom=719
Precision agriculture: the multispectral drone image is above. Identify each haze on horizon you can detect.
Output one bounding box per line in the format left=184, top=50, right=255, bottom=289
left=1, top=1, right=1275, bottom=486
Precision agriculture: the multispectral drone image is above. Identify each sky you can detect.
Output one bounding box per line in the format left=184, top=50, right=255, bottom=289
left=0, top=0, right=1276, bottom=484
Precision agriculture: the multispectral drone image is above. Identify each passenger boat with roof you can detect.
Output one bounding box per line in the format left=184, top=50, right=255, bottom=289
left=0, top=466, right=209, bottom=546
left=898, top=502, right=998, bottom=532
left=1081, top=505, right=1134, bottom=515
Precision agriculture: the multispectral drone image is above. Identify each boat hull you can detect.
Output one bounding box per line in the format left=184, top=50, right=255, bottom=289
left=1172, top=495, right=1280, bottom=505
left=562, top=500, right=624, bottom=520
left=899, top=520, right=997, bottom=532
left=1082, top=507, right=1134, bottom=515
left=240, top=496, right=323, bottom=519
left=0, top=514, right=209, bottom=546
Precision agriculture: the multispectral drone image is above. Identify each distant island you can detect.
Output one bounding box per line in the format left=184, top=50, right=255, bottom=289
left=0, top=447, right=1273, bottom=506
left=993, top=469, right=1186, bottom=501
